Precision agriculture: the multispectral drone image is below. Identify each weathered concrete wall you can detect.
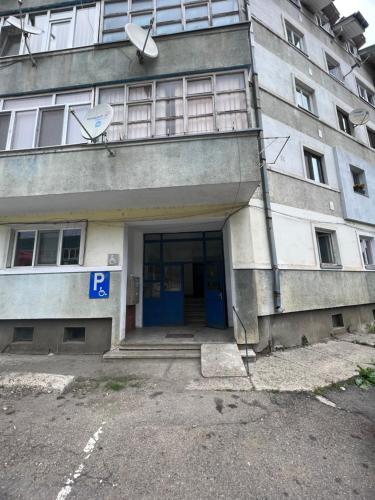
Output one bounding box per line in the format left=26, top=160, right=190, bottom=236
left=232, top=269, right=259, bottom=344
left=257, top=303, right=375, bottom=351
left=0, top=134, right=260, bottom=215
left=0, top=26, right=251, bottom=96
left=0, top=271, right=121, bottom=342
left=0, top=318, right=112, bottom=354
left=334, top=148, right=375, bottom=225
left=255, top=269, right=375, bottom=317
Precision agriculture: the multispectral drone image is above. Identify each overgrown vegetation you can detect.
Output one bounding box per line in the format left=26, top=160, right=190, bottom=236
left=355, top=365, right=375, bottom=389
left=72, top=374, right=143, bottom=393
left=367, top=322, right=375, bottom=334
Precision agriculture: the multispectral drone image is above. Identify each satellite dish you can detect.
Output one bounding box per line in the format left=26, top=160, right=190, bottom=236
left=80, top=104, right=114, bottom=140
left=125, top=22, right=158, bottom=62
left=349, top=108, right=370, bottom=127
left=6, top=15, right=42, bottom=36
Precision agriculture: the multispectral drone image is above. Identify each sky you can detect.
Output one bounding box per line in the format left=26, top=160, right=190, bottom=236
left=334, top=0, right=375, bottom=47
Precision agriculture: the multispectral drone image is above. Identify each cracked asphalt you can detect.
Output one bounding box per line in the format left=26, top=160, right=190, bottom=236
left=0, top=357, right=374, bottom=500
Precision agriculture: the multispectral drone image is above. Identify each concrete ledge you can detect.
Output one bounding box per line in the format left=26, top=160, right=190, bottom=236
left=0, top=372, right=75, bottom=394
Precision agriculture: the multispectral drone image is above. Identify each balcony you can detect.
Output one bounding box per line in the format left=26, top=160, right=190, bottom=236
left=0, top=132, right=261, bottom=216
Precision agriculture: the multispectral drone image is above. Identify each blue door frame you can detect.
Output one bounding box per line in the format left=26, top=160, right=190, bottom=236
left=143, top=232, right=227, bottom=328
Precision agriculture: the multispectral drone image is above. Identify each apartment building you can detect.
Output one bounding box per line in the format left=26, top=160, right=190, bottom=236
left=0, top=0, right=373, bottom=355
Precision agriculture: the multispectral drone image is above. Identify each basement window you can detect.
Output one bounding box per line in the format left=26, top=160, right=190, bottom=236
left=13, top=327, right=34, bottom=342
left=332, top=314, right=344, bottom=328
left=63, top=327, right=86, bottom=342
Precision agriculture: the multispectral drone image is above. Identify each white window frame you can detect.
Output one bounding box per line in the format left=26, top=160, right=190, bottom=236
left=325, top=53, right=343, bottom=82
left=358, top=235, right=375, bottom=270
left=295, top=79, right=315, bottom=114
left=303, top=148, right=326, bottom=185
left=284, top=20, right=306, bottom=53
left=314, top=227, right=342, bottom=269
left=357, top=80, right=375, bottom=107
left=0, top=2, right=100, bottom=58
left=97, top=69, right=250, bottom=140
left=8, top=222, right=86, bottom=268
left=0, top=89, right=94, bottom=151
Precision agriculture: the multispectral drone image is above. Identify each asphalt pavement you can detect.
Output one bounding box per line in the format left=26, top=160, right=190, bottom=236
left=0, top=362, right=374, bottom=500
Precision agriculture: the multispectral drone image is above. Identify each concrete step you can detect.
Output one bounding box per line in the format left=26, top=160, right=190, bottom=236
left=119, top=343, right=199, bottom=350
left=238, top=347, right=256, bottom=361
left=104, top=349, right=201, bottom=359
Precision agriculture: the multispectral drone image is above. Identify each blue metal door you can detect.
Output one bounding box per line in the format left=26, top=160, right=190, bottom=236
left=205, top=261, right=226, bottom=329
left=162, top=263, right=184, bottom=325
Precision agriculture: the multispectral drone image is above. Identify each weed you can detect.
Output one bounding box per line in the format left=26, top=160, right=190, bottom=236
left=355, top=365, right=375, bottom=389
left=313, top=387, right=325, bottom=396
left=367, top=322, right=375, bottom=334
left=105, top=381, right=125, bottom=391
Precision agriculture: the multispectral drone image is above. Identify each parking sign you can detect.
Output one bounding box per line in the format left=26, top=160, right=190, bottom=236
left=89, top=272, right=110, bottom=299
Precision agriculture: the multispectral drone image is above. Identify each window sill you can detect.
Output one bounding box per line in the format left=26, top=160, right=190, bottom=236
left=365, top=264, right=375, bottom=271
left=287, top=42, right=309, bottom=58
left=320, top=263, right=343, bottom=270
left=297, top=105, right=319, bottom=119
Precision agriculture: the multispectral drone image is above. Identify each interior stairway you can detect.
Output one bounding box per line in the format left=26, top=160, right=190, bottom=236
left=184, top=297, right=206, bottom=327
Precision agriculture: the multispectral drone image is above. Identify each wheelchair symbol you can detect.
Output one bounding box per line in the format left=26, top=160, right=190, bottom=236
left=98, top=287, right=107, bottom=297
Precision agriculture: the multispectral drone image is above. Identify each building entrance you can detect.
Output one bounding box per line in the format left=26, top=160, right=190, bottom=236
left=143, top=231, right=227, bottom=329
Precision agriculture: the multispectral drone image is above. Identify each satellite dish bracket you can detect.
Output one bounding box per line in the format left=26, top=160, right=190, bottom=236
left=70, top=109, right=116, bottom=157
left=137, top=17, right=155, bottom=64
left=17, top=0, right=37, bottom=67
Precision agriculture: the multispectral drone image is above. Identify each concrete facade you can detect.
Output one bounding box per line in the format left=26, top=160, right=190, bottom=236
left=0, top=0, right=374, bottom=354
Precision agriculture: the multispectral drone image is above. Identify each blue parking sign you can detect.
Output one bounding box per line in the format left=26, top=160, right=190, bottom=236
left=89, top=272, right=110, bottom=299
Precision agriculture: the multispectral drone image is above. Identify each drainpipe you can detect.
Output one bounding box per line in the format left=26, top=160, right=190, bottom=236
left=246, top=4, right=282, bottom=313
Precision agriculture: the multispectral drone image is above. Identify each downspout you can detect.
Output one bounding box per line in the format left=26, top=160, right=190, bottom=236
left=246, top=3, right=282, bottom=313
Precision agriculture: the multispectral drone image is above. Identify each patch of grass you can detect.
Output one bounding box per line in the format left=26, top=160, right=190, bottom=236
left=105, top=381, right=125, bottom=391
left=71, top=374, right=144, bottom=393
left=313, top=387, right=325, bottom=396
left=355, top=365, right=375, bottom=390
left=367, top=322, right=375, bottom=334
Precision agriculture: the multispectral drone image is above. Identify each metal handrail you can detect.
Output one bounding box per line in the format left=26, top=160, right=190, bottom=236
left=232, top=305, right=250, bottom=376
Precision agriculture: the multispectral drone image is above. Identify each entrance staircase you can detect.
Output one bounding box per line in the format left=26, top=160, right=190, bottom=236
left=104, top=342, right=201, bottom=359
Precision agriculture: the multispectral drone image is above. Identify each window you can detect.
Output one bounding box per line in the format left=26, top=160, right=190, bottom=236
left=316, top=230, right=339, bottom=267
left=350, top=165, right=367, bottom=196
left=326, top=54, right=343, bottom=81
left=111, top=71, right=248, bottom=139
left=368, top=128, right=375, bottom=149
left=0, top=90, right=92, bottom=150
left=359, top=236, right=374, bottom=267
left=296, top=82, right=314, bottom=113
left=0, top=4, right=99, bottom=58
left=64, top=327, right=86, bottom=342
left=337, top=108, right=352, bottom=135
left=304, top=150, right=325, bottom=184
left=13, top=327, right=34, bottom=342
left=332, top=314, right=344, bottom=328
left=101, top=0, right=240, bottom=41
left=357, top=81, right=375, bottom=107
left=285, top=22, right=304, bottom=52
left=10, top=225, right=83, bottom=267
left=346, top=41, right=357, bottom=57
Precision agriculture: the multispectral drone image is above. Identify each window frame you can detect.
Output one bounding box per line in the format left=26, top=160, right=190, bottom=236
left=304, top=148, right=326, bottom=185
left=356, top=80, right=375, bottom=107
left=100, top=0, right=242, bottom=42
left=0, top=3, right=100, bottom=59
left=295, top=80, right=316, bottom=114
left=337, top=107, right=352, bottom=136
left=359, top=235, right=375, bottom=270
left=315, top=228, right=341, bottom=269
left=285, top=20, right=306, bottom=54
left=8, top=222, right=86, bottom=269
left=325, top=53, right=343, bottom=81
left=350, top=165, right=368, bottom=197
left=367, top=127, right=375, bottom=149
left=0, top=89, right=94, bottom=151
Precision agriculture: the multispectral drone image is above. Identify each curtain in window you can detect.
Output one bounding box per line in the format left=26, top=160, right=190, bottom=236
left=4, top=95, right=52, bottom=110
left=187, top=78, right=211, bottom=94
left=49, top=21, right=71, bottom=51
left=129, top=85, right=152, bottom=101
left=28, top=14, right=48, bottom=53
left=216, top=73, right=247, bottom=131
left=66, top=104, right=90, bottom=144
left=188, top=97, right=214, bottom=133
left=12, top=110, right=36, bottom=149
left=74, top=6, right=96, bottom=47
left=37, top=230, right=59, bottom=265
left=127, top=104, right=151, bottom=139
left=156, top=81, right=183, bottom=136
left=99, top=87, right=125, bottom=141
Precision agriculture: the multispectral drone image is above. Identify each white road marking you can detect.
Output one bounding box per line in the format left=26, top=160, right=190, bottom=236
left=315, top=395, right=337, bottom=408
left=55, top=422, right=106, bottom=500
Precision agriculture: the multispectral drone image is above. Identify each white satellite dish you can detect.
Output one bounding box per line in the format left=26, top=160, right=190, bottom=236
left=80, top=104, right=114, bottom=140
left=6, top=15, right=42, bottom=36
left=125, top=22, right=158, bottom=63
left=349, top=108, right=370, bottom=127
